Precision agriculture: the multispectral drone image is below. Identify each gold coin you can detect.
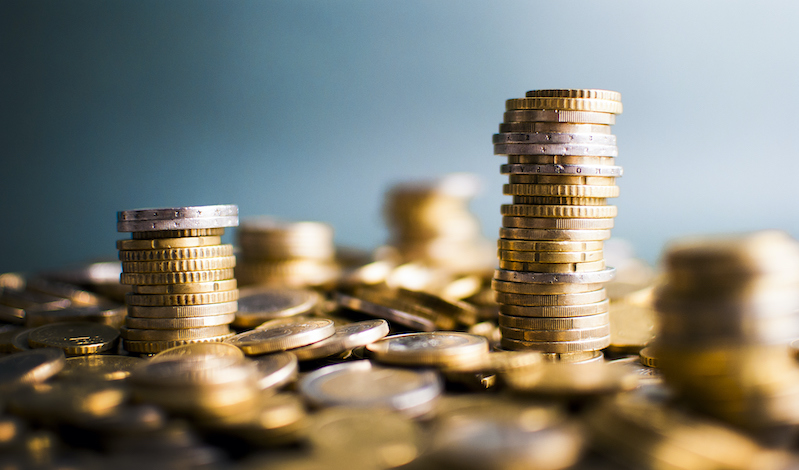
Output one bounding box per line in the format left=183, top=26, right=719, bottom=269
left=526, top=89, right=622, bottom=101
left=500, top=336, right=611, bottom=353
left=0, top=325, right=24, bottom=353
left=153, top=341, right=244, bottom=360
left=608, top=301, right=657, bottom=353
left=120, top=325, right=231, bottom=341
left=504, top=109, right=616, bottom=125
left=118, top=244, right=233, bottom=262
left=121, top=255, right=236, bottom=273
left=499, top=228, right=611, bottom=241
left=226, top=319, right=335, bottom=355
left=508, top=173, right=616, bottom=186
left=499, top=122, right=611, bottom=134
left=131, top=228, right=225, bottom=239
left=233, top=287, right=322, bottom=329
left=502, top=217, right=614, bottom=230
left=122, top=333, right=234, bottom=354
left=120, top=268, right=235, bottom=285
left=59, top=355, right=144, bottom=381
left=500, top=324, right=611, bottom=342
left=126, top=301, right=238, bottom=318
left=496, top=289, right=607, bottom=306
left=366, top=332, right=489, bottom=368
left=500, top=204, right=617, bottom=218
left=498, top=239, right=603, bottom=252
left=539, top=351, right=603, bottom=363
left=499, top=259, right=607, bottom=272
left=116, top=235, right=223, bottom=251
left=512, top=196, right=607, bottom=206
left=498, top=249, right=604, bottom=263
left=639, top=346, right=658, bottom=368
left=504, top=184, right=619, bottom=198
left=491, top=279, right=602, bottom=294
left=0, top=349, right=66, bottom=391
left=27, top=322, right=120, bottom=355
left=499, top=312, right=610, bottom=330
left=506, top=97, right=622, bottom=114
left=132, top=279, right=237, bottom=294
left=498, top=300, right=610, bottom=318
left=506, top=155, right=616, bottom=167
left=125, top=313, right=235, bottom=330
left=124, top=289, right=239, bottom=306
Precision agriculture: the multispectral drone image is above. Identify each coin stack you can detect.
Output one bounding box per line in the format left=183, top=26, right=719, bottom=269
left=235, top=217, right=339, bottom=288
left=492, top=89, right=623, bottom=361
left=653, top=231, right=799, bottom=434
left=116, top=205, right=239, bottom=354
left=384, top=173, right=494, bottom=273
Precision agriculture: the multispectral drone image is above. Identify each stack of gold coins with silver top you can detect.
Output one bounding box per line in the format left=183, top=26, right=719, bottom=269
left=653, top=231, right=799, bottom=434
left=235, top=217, right=339, bottom=287
left=117, top=205, right=239, bottom=354
left=492, top=89, right=623, bottom=362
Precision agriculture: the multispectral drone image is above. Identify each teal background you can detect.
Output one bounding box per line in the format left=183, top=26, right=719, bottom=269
left=2, top=1, right=799, bottom=273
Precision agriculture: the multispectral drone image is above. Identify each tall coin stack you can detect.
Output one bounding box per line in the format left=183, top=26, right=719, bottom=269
left=653, top=231, right=799, bottom=435
left=235, top=217, right=339, bottom=288
left=117, top=205, right=239, bottom=354
left=492, top=89, right=623, bottom=362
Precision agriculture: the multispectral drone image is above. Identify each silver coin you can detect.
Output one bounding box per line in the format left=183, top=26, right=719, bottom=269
left=503, top=109, right=616, bottom=125
left=291, top=319, right=390, bottom=361
left=493, top=268, right=616, bottom=284
left=495, top=143, right=618, bottom=157
left=118, top=216, right=239, bottom=232
left=252, top=351, right=299, bottom=391
left=118, top=205, right=239, bottom=221
left=492, top=133, right=616, bottom=145
left=299, top=360, right=442, bottom=417
left=335, top=292, right=436, bottom=332
left=500, top=163, right=623, bottom=177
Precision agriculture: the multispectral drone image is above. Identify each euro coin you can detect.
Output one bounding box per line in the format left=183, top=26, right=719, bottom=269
left=497, top=249, right=604, bottom=263
left=226, top=319, right=335, bottom=355
left=498, top=312, right=610, bottom=330
left=366, top=332, right=489, bottom=368
left=27, top=322, right=120, bottom=355
left=499, top=300, right=610, bottom=318
left=499, top=324, right=611, bottom=342
left=499, top=260, right=607, bottom=273
left=504, top=184, right=619, bottom=198
left=500, top=204, right=618, bottom=219
left=495, top=289, right=607, bottom=306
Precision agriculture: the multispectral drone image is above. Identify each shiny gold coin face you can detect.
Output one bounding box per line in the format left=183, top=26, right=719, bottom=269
left=525, top=89, right=622, bottom=102
left=502, top=216, right=614, bottom=230
left=131, top=228, right=226, bottom=239
left=116, top=235, right=223, bottom=251
left=498, top=259, right=607, bottom=273
left=120, top=325, right=231, bottom=341
left=504, top=184, right=619, bottom=199
left=118, top=244, right=233, bottom=262
left=499, top=312, right=610, bottom=330
left=496, top=289, right=607, bottom=307
left=506, top=97, right=623, bottom=114
left=291, top=319, right=390, bottom=362
left=506, top=155, right=617, bottom=167
left=121, top=268, right=235, bottom=286
left=124, top=289, right=239, bottom=306
left=0, top=348, right=65, bottom=391
left=233, top=287, right=322, bottom=328
left=27, top=323, right=120, bottom=355
left=492, top=279, right=603, bottom=294
left=124, top=313, right=235, bottom=330
left=500, top=324, right=611, bottom=342
left=498, top=239, right=603, bottom=252
left=512, top=196, right=607, bottom=206
left=499, top=228, right=611, bottom=242
left=498, top=300, right=610, bottom=318
left=502, top=362, right=636, bottom=397
left=499, top=122, right=611, bottom=134
left=508, top=172, right=616, bottom=185
left=121, top=255, right=236, bottom=273
left=59, top=355, right=144, bottom=381
left=500, top=335, right=611, bottom=353
left=153, top=341, right=245, bottom=360
left=226, top=319, right=335, bottom=355
left=366, top=332, right=489, bottom=368
left=132, top=279, right=237, bottom=294
left=500, top=204, right=618, bottom=219
left=498, top=249, right=604, bottom=263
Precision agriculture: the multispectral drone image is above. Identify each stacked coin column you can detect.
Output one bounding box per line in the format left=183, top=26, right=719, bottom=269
left=492, top=90, right=623, bottom=362
left=117, top=205, right=239, bottom=354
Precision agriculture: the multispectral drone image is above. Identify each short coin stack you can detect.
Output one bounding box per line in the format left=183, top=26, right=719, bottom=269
left=117, top=205, right=239, bottom=354
left=653, top=231, right=799, bottom=434
left=492, top=89, right=623, bottom=361
left=235, top=217, right=339, bottom=288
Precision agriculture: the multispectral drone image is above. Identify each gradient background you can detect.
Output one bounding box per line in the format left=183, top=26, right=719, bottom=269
left=2, top=1, right=799, bottom=274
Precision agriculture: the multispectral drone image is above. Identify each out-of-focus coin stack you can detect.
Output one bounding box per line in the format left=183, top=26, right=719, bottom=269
left=653, top=231, right=799, bottom=436
left=235, top=217, right=340, bottom=288
left=117, top=205, right=239, bottom=354
left=384, top=173, right=494, bottom=274
left=492, top=89, right=623, bottom=362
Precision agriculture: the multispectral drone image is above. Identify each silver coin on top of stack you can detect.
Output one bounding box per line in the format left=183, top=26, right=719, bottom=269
left=492, top=89, right=623, bottom=362
left=117, top=205, right=239, bottom=354
left=235, top=217, right=340, bottom=288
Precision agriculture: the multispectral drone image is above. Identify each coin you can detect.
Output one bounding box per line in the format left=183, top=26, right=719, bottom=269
left=500, top=336, right=611, bottom=353
left=132, top=279, right=237, bottom=294
left=507, top=155, right=616, bottom=167
left=493, top=267, right=616, bottom=283
left=27, top=322, right=120, bottom=355
left=121, top=334, right=235, bottom=353
left=58, top=355, right=144, bottom=381
left=499, top=324, right=611, bottom=341
left=334, top=291, right=436, bottom=332
left=0, top=348, right=66, bottom=391
left=117, top=205, right=238, bottom=232
left=121, top=325, right=231, bottom=341
left=118, top=244, right=233, bottom=262
left=121, top=255, right=236, bottom=273
left=126, top=301, right=238, bottom=318
left=495, top=143, right=618, bottom=157
left=502, top=362, right=636, bottom=396
left=506, top=97, right=623, bottom=114
left=500, top=163, right=623, bottom=177
left=153, top=341, right=244, bottom=360
left=125, top=313, right=235, bottom=329
left=500, top=204, right=618, bottom=219
left=499, top=122, right=611, bottom=134
left=492, top=279, right=602, bottom=294
left=291, top=319, right=390, bottom=361
left=117, top=236, right=223, bottom=251
left=503, top=184, right=619, bottom=200
left=492, top=132, right=616, bottom=145
left=120, top=268, right=235, bottom=285
left=495, top=289, right=607, bottom=306
left=497, top=239, right=604, bottom=252
left=131, top=228, right=225, bottom=239
left=225, top=319, right=335, bottom=355
left=498, top=300, right=610, bottom=318
left=512, top=196, right=607, bottom=206
left=503, top=109, right=616, bottom=125
left=525, top=89, right=622, bottom=101
left=499, top=259, right=607, bottom=273
left=499, top=312, right=610, bottom=329
left=497, top=249, right=604, bottom=263
left=124, top=289, right=239, bottom=306
left=298, top=360, right=442, bottom=417
left=252, top=352, right=299, bottom=391
left=639, top=346, right=658, bottom=368
left=232, top=287, right=322, bottom=328
left=366, top=332, right=489, bottom=368
left=500, top=228, right=612, bottom=242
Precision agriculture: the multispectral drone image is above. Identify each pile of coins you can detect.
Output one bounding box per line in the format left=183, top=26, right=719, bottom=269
left=117, top=205, right=239, bottom=353
left=492, top=89, right=623, bottom=361
left=653, top=231, right=799, bottom=435
left=235, top=217, right=339, bottom=288
left=384, top=174, right=494, bottom=273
